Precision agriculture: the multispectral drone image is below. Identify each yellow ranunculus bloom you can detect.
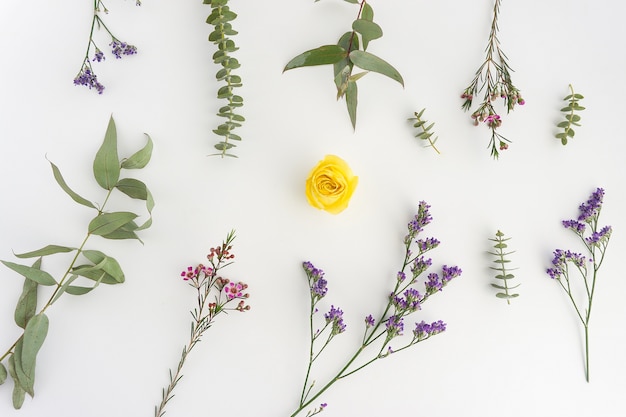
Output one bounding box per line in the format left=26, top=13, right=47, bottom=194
left=305, top=155, right=358, bottom=214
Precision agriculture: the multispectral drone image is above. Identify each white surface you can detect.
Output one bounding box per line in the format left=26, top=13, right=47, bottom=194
left=1, top=0, right=626, bottom=416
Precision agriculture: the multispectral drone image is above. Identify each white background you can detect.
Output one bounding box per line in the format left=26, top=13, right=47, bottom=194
left=1, top=0, right=626, bottom=416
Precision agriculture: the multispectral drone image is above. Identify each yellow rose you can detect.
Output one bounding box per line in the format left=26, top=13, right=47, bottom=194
left=305, top=155, right=358, bottom=214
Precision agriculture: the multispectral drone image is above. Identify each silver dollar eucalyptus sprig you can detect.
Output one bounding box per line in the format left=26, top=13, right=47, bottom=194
left=409, top=108, right=440, bottom=154
left=555, top=84, right=584, bottom=145
left=284, top=0, right=404, bottom=130
left=205, top=0, right=245, bottom=157
left=488, top=230, right=519, bottom=304
left=0, top=116, right=154, bottom=409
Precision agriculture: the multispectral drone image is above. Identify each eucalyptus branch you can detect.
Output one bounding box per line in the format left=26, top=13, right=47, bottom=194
left=154, top=230, right=250, bottom=417
left=0, top=116, right=154, bottom=409
left=205, top=0, right=245, bottom=157
left=555, top=84, right=585, bottom=145
left=461, top=0, right=524, bottom=158
left=488, top=230, right=519, bottom=304
left=409, top=108, right=440, bottom=154
left=290, top=202, right=461, bottom=416
left=284, top=0, right=403, bottom=130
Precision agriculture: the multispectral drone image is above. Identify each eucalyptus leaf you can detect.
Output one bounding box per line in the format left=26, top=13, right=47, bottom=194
left=82, top=250, right=125, bottom=283
left=115, top=178, right=148, bottom=200
left=101, top=220, right=142, bottom=242
left=348, top=50, right=404, bottom=86
left=1, top=261, right=56, bottom=286
left=346, top=80, right=358, bottom=130
left=284, top=45, right=346, bottom=71
left=65, top=285, right=95, bottom=295
left=14, top=245, right=76, bottom=259
left=14, top=272, right=38, bottom=329
left=21, top=313, right=48, bottom=386
left=0, top=362, right=7, bottom=385
left=121, top=134, right=153, bottom=169
left=93, top=116, right=121, bottom=190
left=352, top=19, right=382, bottom=50
left=88, top=212, right=138, bottom=236
left=72, top=264, right=120, bottom=285
left=8, top=355, right=26, bottom=409
left=13, top=339, right=34, bottom=397
left=361, top=2, right=374, bottom=21
left=48, top=160, right=96, bottom=209
left=50, top=274, right=80, bottom=304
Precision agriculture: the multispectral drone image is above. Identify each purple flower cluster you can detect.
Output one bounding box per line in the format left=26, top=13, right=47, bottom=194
left=110, top=40, right=138, bottom=59
left=303, top=261, right=327, bottom=299
left=392, top=288, right=422, bottom=313
left=546, top=249, right=587, bottom=279
left=324, top=305, right=346, bottom=335
left=562, top=219, right=586, bottom=234
left=585, top=226, right=612, bottom=245
left=425, top=272, right=442, bottom=293
left=442, top=265, right=462, bottom=284
left=385, top=315, right=404, bottom=339
left=364, top=314, right=375, bottom=327
left=410, top=256, right=432, bottom=280
left=417, top=237, right=440, bottom=252
left=578, top=188, right=604, bottom=222
left=406, top=201, right=433, bottom=241
left=413, top=320, right=446, bottom=341
left=73, top=66, right=105, bottom=94
left=92, top=49, right=105, bottom=62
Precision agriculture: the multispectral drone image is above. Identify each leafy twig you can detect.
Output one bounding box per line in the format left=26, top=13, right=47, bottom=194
left=488, top=230, right=519, bottom=304
left=555, top=84, right=584, bottom=145
left=409, top=108, right=440, bottom=154
left=284, top=0, right=403, bottom=130
left=0, top=116, right=153, bottom=409
left=461, top=0, right=524, bottom=158
left=205, top=0, right=245, bottom=157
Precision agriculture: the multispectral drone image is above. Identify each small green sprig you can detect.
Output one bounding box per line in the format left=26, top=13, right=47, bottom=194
left=205, top=0, right=245, bottom=158
left=409, top=108, right=440, bottom=154
left=284, top=0, right=404, bottom=130
left=461, top=0, right=524, bottom=159
left=488, top=230, right=519, bottom=304
left=555, top=84, right=585, bottom=145
left=154, top=230, right=250, bottom=417
left=0, top=116, right=154, bottom=409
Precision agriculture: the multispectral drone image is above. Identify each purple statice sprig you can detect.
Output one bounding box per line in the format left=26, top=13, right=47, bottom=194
left=546, top=188, right=612, bottom=382
left=461, top=0, right=524, bottom=159
left=73, top=1, right=139, bottom=94
left=155, top=230, right=250, bottom=417
left=292, top=201, right=461, bottom=417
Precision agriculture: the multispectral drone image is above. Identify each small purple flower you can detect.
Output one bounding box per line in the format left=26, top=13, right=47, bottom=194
left=417, top=237, right=440, bottom=252
left=303, top=261, right=327, bottom=299
left=577, top=188, right=605, bottom=222
left=324, top=305, right=346, bottom=335
left=413, top=319, right=446, bottom=340
left=410, top=256, right=432, bottom=279
left=396, top=271, right=406, bottom=282
left=385, top=315, right=404, bottom=338
left=92, top=48, right=105, bottom=62
left=407, top=201, right=433, bottom=237
left=585, top=225, right=612, bottom=245
left=442, top=265, right=462, bottom=285
left=425, top=272, right=442, bottom=293
left=562, top=219, right=586, bottom=234
left=110, top=40, right=138, bottom=59
left=365, top=314, right=375, bottom=327
left=73, top=66, right=105, bottom=94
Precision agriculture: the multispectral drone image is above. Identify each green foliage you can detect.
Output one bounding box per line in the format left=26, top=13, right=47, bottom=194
left=556, top=84, right=584, bottom=145
left=0, top=116, right=154, bottom=408
left=205, top=0, right=245, bottom=157
left=409, top=109, right=440, bottom=154
left=488, top=230, right=519, bottom=304
left=284, top=0, right=403, bottom=130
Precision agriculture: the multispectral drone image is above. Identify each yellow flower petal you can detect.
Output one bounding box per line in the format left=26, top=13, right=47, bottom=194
left=305, top=155, right=358, bottom=214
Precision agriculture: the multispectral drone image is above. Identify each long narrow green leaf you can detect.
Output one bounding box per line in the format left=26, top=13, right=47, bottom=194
left=121, top=133, right=153, bottom=169
left=72, top=264, right=120, bottom=285
left=12, top=339, right=33, bottom=397
left=8, top=355, right=26, bottom=409
left=346, top=80, right=358, bottom=130
left=0, top=362, right=7, bottom=385
left=21, top=313, right=48, bottom=383
left=14, top=245, right=76, bottom=259
left=1, top=261, right=56, bottom=286
left=284, top=45, right=346, bottom=71
left=348, top=50, right=404, bottom=86
left=136, top=188, right=154, bottom=231
left=93, top=116, right=121, bottom=190
left=50, top=274, right=80, bottom=304
left=14, top=260, right=39, bottom=329
left=116, top=178, right=148, bottom=200
left=48, top=160, right=96, bottom=209
left=88, top=212, right=137, bottom=236
left=82, top=250, right=125, bottom=283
